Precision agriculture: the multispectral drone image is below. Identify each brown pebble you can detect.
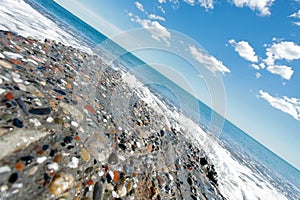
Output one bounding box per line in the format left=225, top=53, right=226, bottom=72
left=113, top=170, right=119, bottom=183
left=81, top=148, right=90, bottom=162
left=85, top=104, right=96, bottom=114
left=53, top=155, right=63, bottom=163
left=48, top=172, right=74, bottom=196
left=15, top=162, right=24, bottom=171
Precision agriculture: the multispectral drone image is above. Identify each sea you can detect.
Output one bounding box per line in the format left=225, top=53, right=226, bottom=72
left=1, top=0, right=300, bottom=199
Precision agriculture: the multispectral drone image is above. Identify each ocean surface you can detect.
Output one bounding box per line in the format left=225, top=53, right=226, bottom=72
left=1, top=0, right=300, bottom=199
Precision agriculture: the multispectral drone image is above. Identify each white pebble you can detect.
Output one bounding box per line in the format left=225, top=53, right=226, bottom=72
left=0, top=166, right=11, bottom=174
left=26, top=58, right=38, bottom=66
left=11, top=71, right=23, bottom=83
left=46, top=117, right=54, bottom=123
left=36, top=156, right=47, bottom=164
left=0, top=185, right=8, bottom=192
left=0, top=53, right=4, bottom=59
left=67, top=157, right=79, bottom=168
left=0, top=88, right=6, bottom=95
left=29, top=118, right=41, bottom=127
left=47, top=162, right=59, bottom=171
left=98, top=171, right=104, bottom=177
left=3, top=51, right=23, bottom=59
left=71, top=121, right=79, bottom=127
left=12, top=183, right=23, bottom=189
left=17, top=83, right=27, bottom=91
left=0, top=78, right=2, bottom=84
left=33, top=98, right=42, bottom=106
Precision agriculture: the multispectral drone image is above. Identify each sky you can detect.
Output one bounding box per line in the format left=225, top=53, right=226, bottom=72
left=54, top=0, right=300, bottom=170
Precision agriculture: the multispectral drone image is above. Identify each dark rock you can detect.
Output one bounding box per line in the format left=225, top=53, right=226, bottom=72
left=29, top=107, right=51, bottom=115
left=200, top=157, right=208, bottom=166
left=13, top=118, right=23, bottom=128
left=187, top=177, right=193, bottom=186
left=93, top=182, right=103, bottom=200
left=118, top=143, right=127, bottom=151
left=15, top=98, right=28, bottom=115
left=107, top=152, right=118, bottom=165
left=106, top=173, right=112, bottom=183
left=20, top=155, right=34, bottom=165
left=8, top=172, right=18, bottom=183
left=53, top=89, right=66, bottom=95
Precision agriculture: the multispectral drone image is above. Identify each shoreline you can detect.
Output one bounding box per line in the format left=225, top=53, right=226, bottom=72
left=0, top=31, right=224, bottom=199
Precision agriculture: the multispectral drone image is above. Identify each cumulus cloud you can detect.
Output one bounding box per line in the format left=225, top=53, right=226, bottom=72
left=184, top=0, right=196, bottom=6
left=229, top=39, right=258, bottom=62
left=148, top=14, right=166, bottom=21
left=134, top=16, right=171, bottom=46
left=199, top=0, right=214, bottom=9
left=255, top=72, right=262, bottom=78
left=231, top=0, right=274, bottom=16
left=189, top=45, right=230, bottom=75
left=259, top=90, right=300, bottom=120
left=290, top=10, right=300, bottom=18
left=264, top=41, right=300, bottom=66
left=266, top=65, right=294, bottom=80
left=135, top=1, right=145, bottom=12
left=158, top=0, right=167, bottom=3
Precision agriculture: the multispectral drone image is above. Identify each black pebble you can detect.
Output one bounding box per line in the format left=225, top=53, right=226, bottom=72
left=64, top=136, right=73, bottom=144
left=20, top=155, right=34, bottom=165
left=29, top=107, right=51, bottom=115
left=93, top=182, right=103, bottom=200
left=187, top=177, right=193, bottom=186
left=13, top=118, right=23, bottom=128
left=53, top=89, right=66, bottom=95
left=118, top=143, right=127, bottom=151
left=200, top=157, right=208, bottom=166
left=42, top=145, right=49, bottom=150
left=8, top=173, right=18, bottom=183
left=106, top=173, right=112, bottom=183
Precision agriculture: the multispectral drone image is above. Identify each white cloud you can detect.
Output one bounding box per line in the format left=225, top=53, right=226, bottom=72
left=290, top=10, right=300, bottom=18
left=135, top=1, right=145, bottom=12
left=184, top=0, right=196, bottom=6
left=264, top=41, right=300, bottom=66
left=229, top=39, right=258, bottom=62
left=266, top=65, right=294, bottom=80
left=198, top=0, right=214, bottom=9
left=157, top=5, right=166, bottom=13
left=293, top=21, right=300, bottom=26
left=183, top=0, right=214, bottom=9
left=259, top=90, right=300, bottom=120
left=134, top=16, right=171, bottom=46
left=255, top=72, right=262, bottom=78
left=251, top=64, right=260, bottom=70
left=148, top=14, right=166, bottom=21
left=231, top=0, right=274, bottom=16
left=158, top=0, right=167, bottom=3
left=189, top=45, right=230, bottom=75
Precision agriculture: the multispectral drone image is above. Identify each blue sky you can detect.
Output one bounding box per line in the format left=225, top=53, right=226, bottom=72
left=54, top=0, right=300, bottom=169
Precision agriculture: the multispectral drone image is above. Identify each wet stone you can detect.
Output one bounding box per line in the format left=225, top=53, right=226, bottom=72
left=29, top=107, right=51, bottom=115
left=48, top=172, right=74, bottom=196
left=93, top=182, right=103, bottom=200
left=107, top=152, right=119, bottom=165
left=13, top=118, right=23, bottom=128
left=8, top=172, right=18, bottom=184
left=20, top=155, right=34, bottom=165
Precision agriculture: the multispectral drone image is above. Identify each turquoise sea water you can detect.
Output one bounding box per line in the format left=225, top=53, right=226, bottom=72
left=24, top=0, right=300, bottom=198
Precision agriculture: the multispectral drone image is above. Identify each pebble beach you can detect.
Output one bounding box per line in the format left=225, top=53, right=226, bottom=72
left=0, top=30, right=225, bottom=200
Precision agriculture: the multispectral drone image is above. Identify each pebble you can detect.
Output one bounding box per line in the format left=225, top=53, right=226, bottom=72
left=0, top=166, right=11, bottom=174
left=47, top=162, right=59, bottom=171
left=48, top=172, right=74, bottom=196
left=71, top=121, right=79, bottom=127
left=36, top=156, right=47, bottom=164
left=29, top=118, right=41, bottom=127
left=29, top=107, right=51, bottom=115
left=92, top=182, right=103, bottom=200
left=81, top=148, right=91, bottom=162
left=0, top=88, right=5, bottom=95
left=46, top=116, right=54, bottom=123
left=67, top=157, right=79, bottom=168
left=26, top=166, right=38, bottom=176
left=157, top=176, right=166, bottom=187
left=59, top=102, right=83, bottom=122
left=11, top=71, right=23, bottom=83
left=4, top=92, right=14, bottom=100
left=117, top=185, right=127, bottom=197
left=107, top=152, right=119, bottom=165
left=13, top=118, right=23, bottom=128
left=0, top=59, right=13, bottom=69
left=3, top=51, right=23, bottom=59
left=8, top=172, right=19, bottom=183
